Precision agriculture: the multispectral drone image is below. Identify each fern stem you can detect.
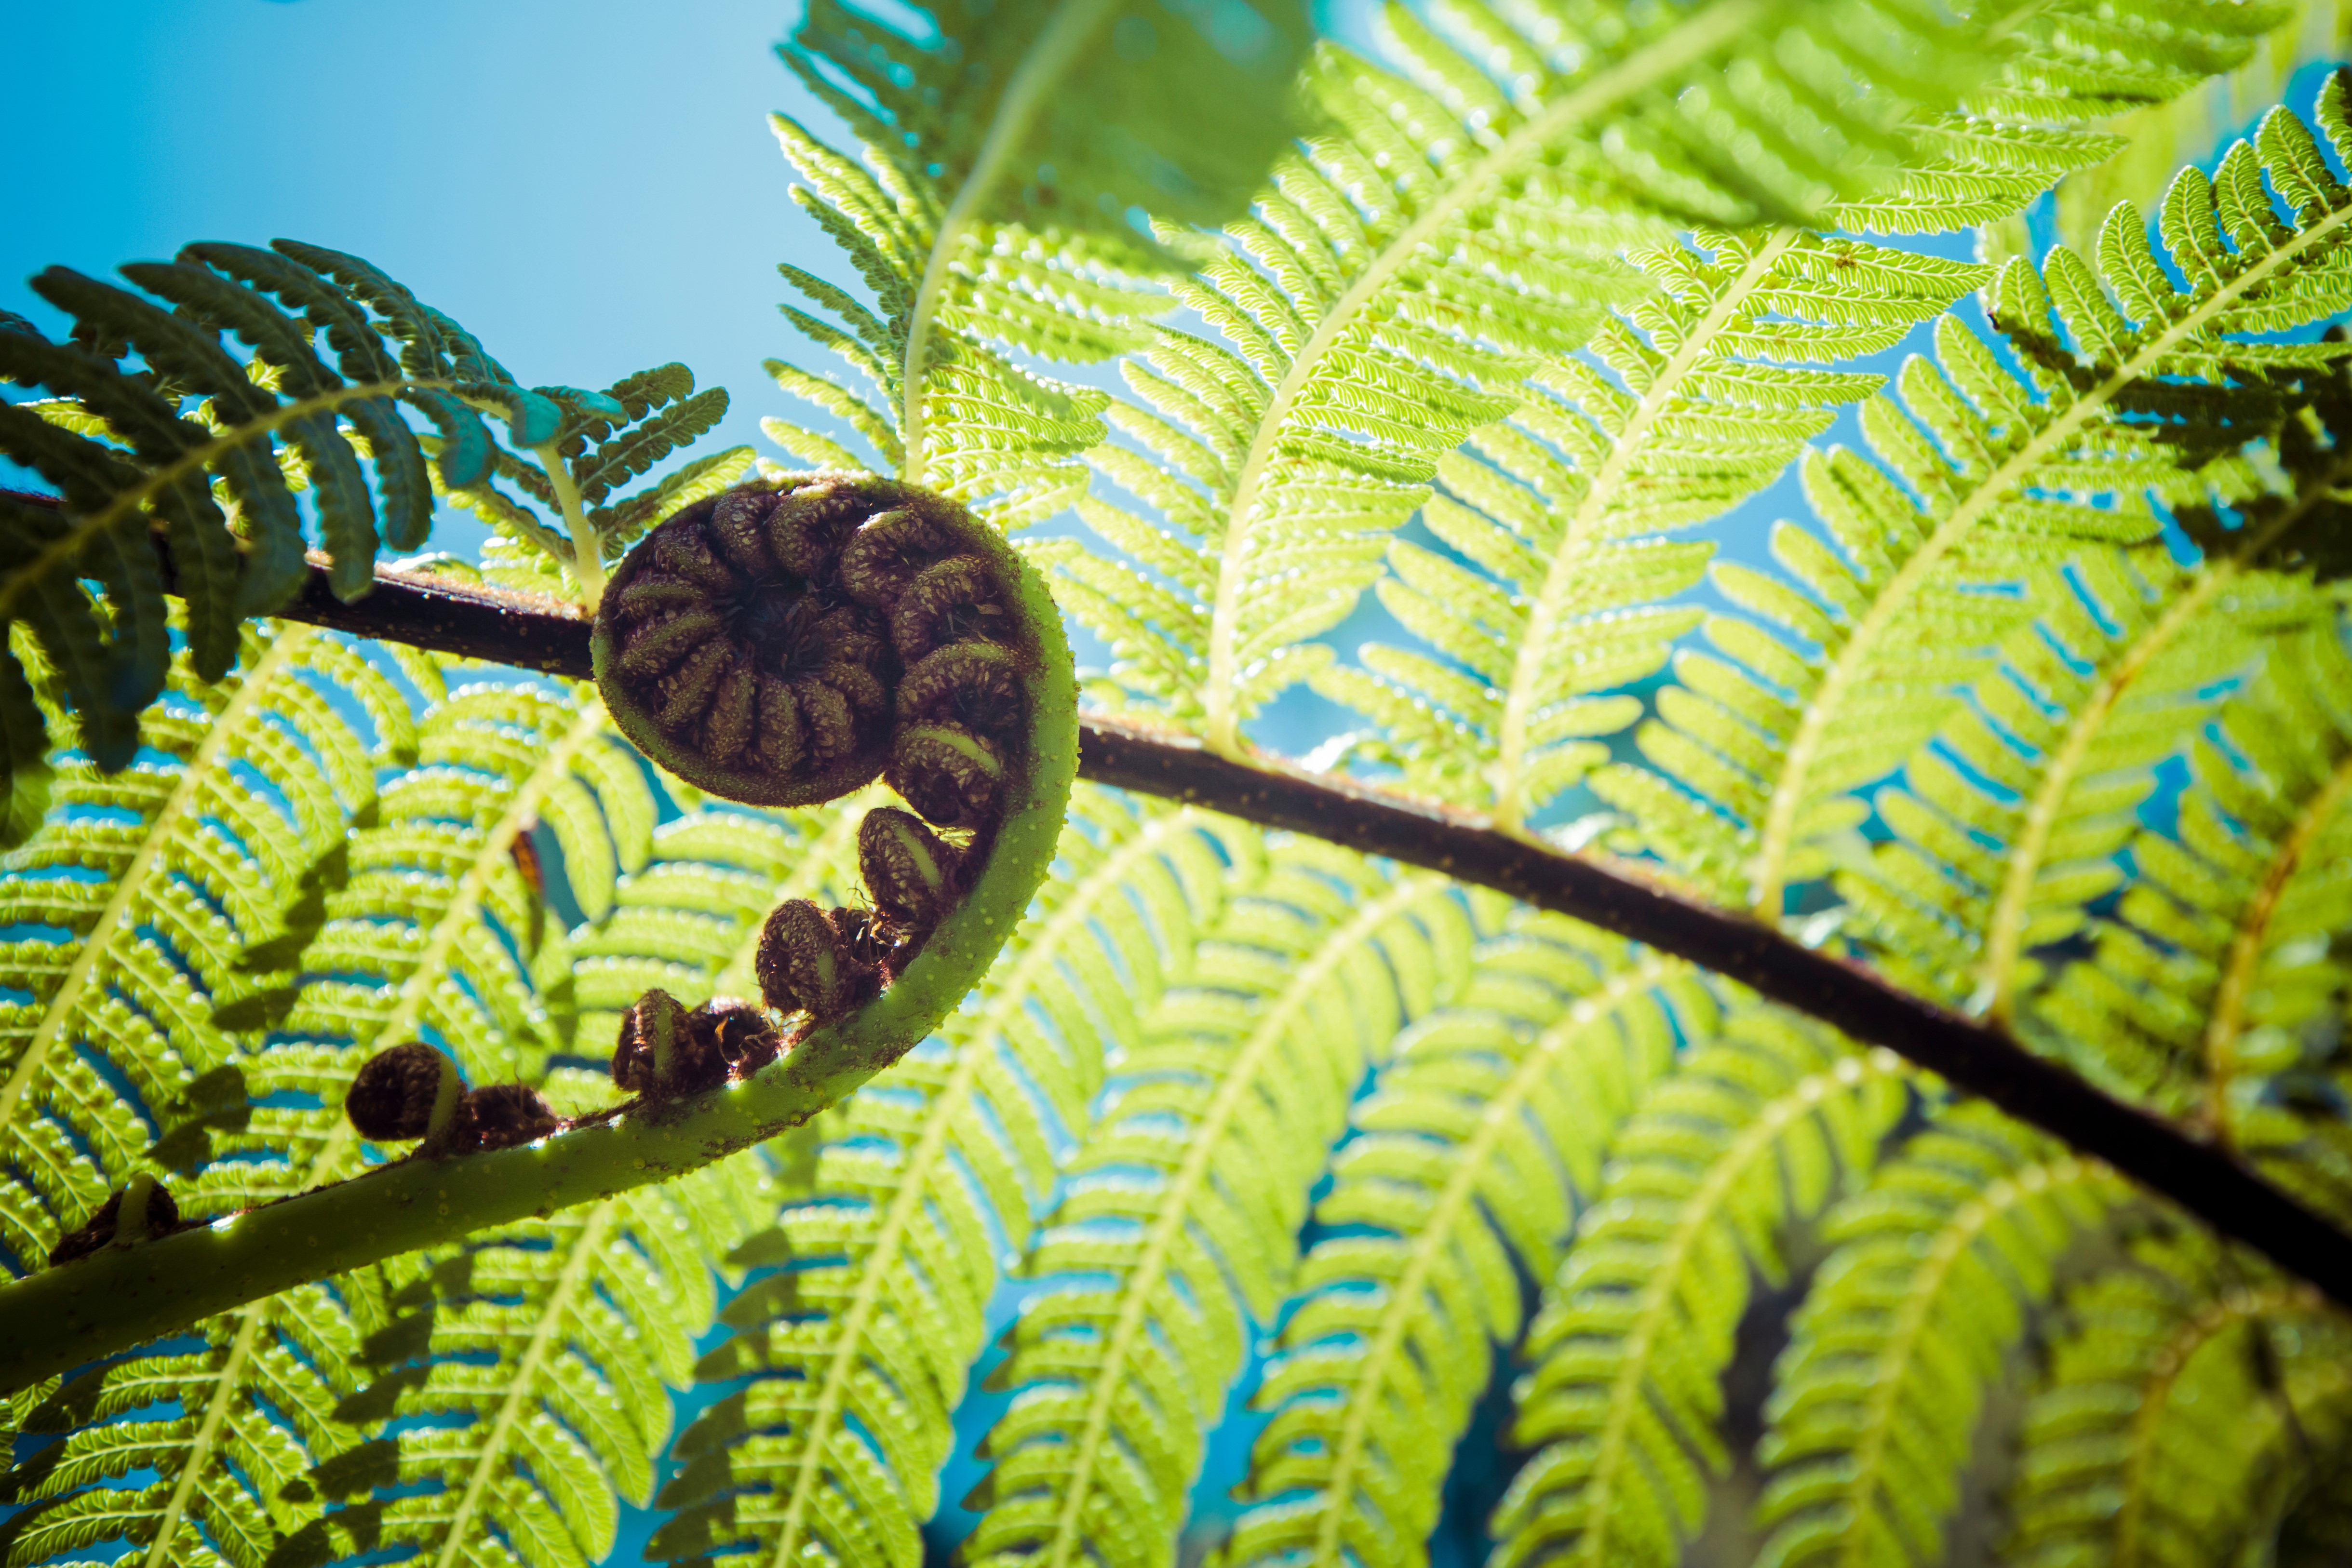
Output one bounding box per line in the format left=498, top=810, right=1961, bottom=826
left=899, top=0, right=1119, bottom=488
left=1494, top=228, right=1797, bottom=831
left=765, top=806, right=1199, bottom=1561
left=1585, top=1051, right=1895, bottom=1567
left=1830, top=1155, right=2112, bottom=1568
left=1036, top=873, right=1446, bottom=1566
left=1978, top=457, right=2352, bottom=1022
left=0, top=625, right=310, bottom=1179
left=140, top=1301, right=268, bottom=1568
left=1198, top=0, right=1769, bottom=758
left=1315, top=955, right=1679, bottom=1565
left=533, top=442, right=604, bottom=608
left=433, top=1198, right=620, bottom=1568
left=1750, top=195, right=2352, bottom=917
left=0, top=378, right=438, bottom=625
left=2113, top=1281, right=2309, bottom=1568
left=2200, top=746, right=2352, bottom=1145
left=145, top=558, right=2352, bottom=1314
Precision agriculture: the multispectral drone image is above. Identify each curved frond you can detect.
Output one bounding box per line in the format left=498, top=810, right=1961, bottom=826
left=1215, top=916, right=1706, bottom=1568
left=645, top=793, right=1249, bottom=1568
left=1491, top=1013, right=1907, bottom=1568
left=961, top=849, right=1477, bottom=1568
left=1752, top=1103, right=2130, bottom=1568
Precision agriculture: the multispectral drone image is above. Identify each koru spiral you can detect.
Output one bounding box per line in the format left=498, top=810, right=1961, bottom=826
left=322, top=472, right=1075, bottom=1161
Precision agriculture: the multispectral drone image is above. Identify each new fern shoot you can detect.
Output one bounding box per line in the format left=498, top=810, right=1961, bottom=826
left=8, top=2, right=2352, bottom=1568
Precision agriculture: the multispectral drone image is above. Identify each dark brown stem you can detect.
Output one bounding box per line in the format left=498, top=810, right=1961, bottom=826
left=11, top=495, right=2352, bottom=1310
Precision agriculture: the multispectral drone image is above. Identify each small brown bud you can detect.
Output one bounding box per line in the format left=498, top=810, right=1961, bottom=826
left=48, top=1175, right=181, bottom=1266
left=452, top=1084, right=561, bottom=1153
left=346, top=1043, right=462, bottom=1142
left=612, top=988, right=696, bottom=1093
left=756, top=900, right=884, bottom=1021
left=701, top=997, right=784, bottom=1078
left=897, top=643, right=1024, bottom=738
left=886, top=723, right=1005, bottom=830
left=839, top=507, right=958, bottom=608
left=859, top=807, right=966, bottom=934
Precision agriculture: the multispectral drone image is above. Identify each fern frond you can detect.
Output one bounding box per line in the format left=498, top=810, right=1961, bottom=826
left=2034, top=616, right=2352, bottom=1214
left=1596, top=90, right=2352, bottom=916
left=1752, top=1103, right=2131, bottom=1568
left=0, top=621, right=406, bottom=1273
left=2008, top=1226, right=2352, bottom=1568
left=1213, top=912, right=1704, bottom=1568
left=0, top=1272, right=396, bottom=1568
left=1490, top=1013, right=1908, bottom=1568
left=961, top=849, right=1476, bottom=1568
left=0, top=242, right=548, bottom=791
left=756, top=0, right=1314, bottom=518
left=303, top=1160, right=771, bottom=1568
left=1840, top=356, right=2352, bottom=1020
left=645, top=792, right=1246, bottom=1568
left=1976, top=0, right=2321, bottom=261
left=1315, top=229, right=1987, bottom=826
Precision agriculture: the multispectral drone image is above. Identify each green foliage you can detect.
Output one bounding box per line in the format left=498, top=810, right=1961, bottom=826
left=14, top=8, right=2352, bottom=1568
left=1493, top=1015, right=1906, bottom=1568
left=1754, top=1105, right=2129, bottom=1568
left=2007, top=1228, right=2352, bottom=1568
left=1218, top=917, right=1708, bottom=1568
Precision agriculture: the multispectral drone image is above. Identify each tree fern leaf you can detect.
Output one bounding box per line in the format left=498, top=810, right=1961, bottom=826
left=645, top=792, right=1245, bottom=1568
left=962, top=850, right=1475, bottom=1568
left=1598, top=103, right=2352, bottom=916
left=1319, top=230, right=1986, bottom=825
left=0, top=623, right=405, bottom=1272
left=2008, top=1226, right=2352, bottom=1568
left=1840, top=359, right=2352, bottom=1020
left=1490, top=1011, right=1908, bottom=1568
left=1216, top=914, right=1705, bottom=1568
left=2034, top=616, right=2352, bottom=1216
left=1752, top=1103, right=2131, bottom=1568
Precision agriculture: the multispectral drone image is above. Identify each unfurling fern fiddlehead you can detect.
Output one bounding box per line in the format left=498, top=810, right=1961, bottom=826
left=0, top=471, right=1077, bottom=1391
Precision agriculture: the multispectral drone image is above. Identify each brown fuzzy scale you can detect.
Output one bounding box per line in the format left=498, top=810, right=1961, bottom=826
left=452, top=1084, right=561, bottom=1153
left=858, top=807, right=969, bottom=934
left=756, top=901, right=889, bottom=1024
left=886, top=724, right=1004, bottom=830
left=346, top=1042, right=457, bottom=1141
left=48, top=1182, right=183, bottom=1266
left=613, top=990, right=784, bottom=1095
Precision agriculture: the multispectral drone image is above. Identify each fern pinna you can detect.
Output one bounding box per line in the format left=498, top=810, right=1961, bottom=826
left=11, top=2, right=2352, bottom=1568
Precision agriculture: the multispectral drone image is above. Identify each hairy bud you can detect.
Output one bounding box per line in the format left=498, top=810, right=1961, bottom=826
left=346, top=1042, right=462, bottom=1143
left=452, top=1084, right=561, bottom=1153
left=48, top=1175, right=180, bottom=1266
left=887, top=724, right=1005, bottom=830
left=613, top=990, right=784, bottom=1094
left=756, top=900, right=887, bottom=1022
left=859, top=807, right=966, bottom=934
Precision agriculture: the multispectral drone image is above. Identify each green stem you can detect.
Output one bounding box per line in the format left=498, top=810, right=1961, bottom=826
left=0, top=545, right=1077, bottom=1394
left=534, top=442, right=604, bottom=607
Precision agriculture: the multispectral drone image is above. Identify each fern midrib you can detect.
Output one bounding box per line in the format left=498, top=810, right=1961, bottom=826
left=1832, top=1154, right=2097, bottom=1568
left=898, top=0, right=1118, bottom=489
left=300, top=698, right=608, bottom=1190
left=1979, top=456, right=2352, bottom=1020
left=766, top=809, right=1203, bottom=1561
left=0, top=626, right=310, bottom=1180
left=2201, top=744, right=2352, bottom=1142
left=139, top=1301, right=267, bottom=1568
left=1584, top=1057, right=1882, bottom=1566
left=1493, top=230, right=1796, bottom=831
left=1197, top=0, right=1769, bottom=756
left=2113, top=1282, right=2301, bottom=1568
left=1310, top=957, right=1676, bottom=1564
left=1037, top=873, right=1443, bottom=1568
left=0, top=379, right=445, bottom=623
left=433, top=1197, right=620, bottom=1568
left=1750, top=198, right=2352, bottom=916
